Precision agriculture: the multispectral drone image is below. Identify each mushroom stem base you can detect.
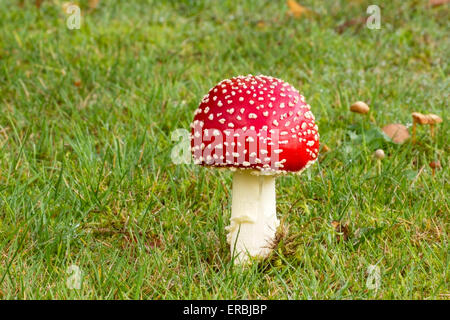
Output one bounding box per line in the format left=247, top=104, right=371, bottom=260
left=226, top=171, right=279, bottom=263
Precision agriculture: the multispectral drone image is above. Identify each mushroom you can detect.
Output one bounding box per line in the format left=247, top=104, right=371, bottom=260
left=382, top=123, right=410, bottom=144
left=350, top=101, right=376, bottom=124
left=411, top=112, right=428, bottom=143
left=374, top=149, right=385, bottom=174
left=426, top=114, right=442, bottom=139
left=411, top=112, right=443, bottom=142
left=429, top=161, right=441, bottom=176
left=190, top=75, right=319, bottom=263
left=374, top=149, right=385, bottom=160
left=350, top=101, right=370, bottom=114
left=321, top=144, right=330, bottom=153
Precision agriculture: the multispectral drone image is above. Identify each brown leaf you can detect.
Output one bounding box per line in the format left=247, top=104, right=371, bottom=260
left=382, top=123, right=410, bottom=144
left=89, top=0, right=100, bottom=9
left=256, top=21, right=266, bottom=28
left=287, top=0, right=312, bottom=18
left=335, top=17, right=367, bottom=34
left=35, top=0, right=44, bottom=8
left=331, top=220, right=350, bottom=241
left=429, top=0, right=450, bottom=7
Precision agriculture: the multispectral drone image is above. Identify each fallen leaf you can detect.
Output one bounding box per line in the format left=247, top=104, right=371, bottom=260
left=382, top=123, right=410, bottom=144
left=35, top=0, right=44, bottom=8
left=331, top=220, right=350, bottom=241
left=335, top=17, right=367, bottom=34
left=256, top=21, right=266, bottom=28
left=89, top=0, right=100, bottom=9
left=287, top=0, right=311, bottom=18
left=429, top=0, right=450, bottom=7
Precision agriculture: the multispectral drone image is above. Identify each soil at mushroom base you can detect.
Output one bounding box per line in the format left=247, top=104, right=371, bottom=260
left=190, top=74, right=319, bottom=264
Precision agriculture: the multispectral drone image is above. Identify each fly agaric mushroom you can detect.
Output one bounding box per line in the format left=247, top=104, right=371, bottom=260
left=190, top=75, right=319, bottom=263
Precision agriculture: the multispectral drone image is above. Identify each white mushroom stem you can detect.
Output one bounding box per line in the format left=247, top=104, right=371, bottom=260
left=225, top=170, right=279, bottom=264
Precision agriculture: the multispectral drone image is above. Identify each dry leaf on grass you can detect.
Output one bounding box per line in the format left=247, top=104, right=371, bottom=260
left=331, top=220, right=350, bottom=241
left=287, top=0, right=313, bottom=18
left=335, top=17, right=367, bottom=34
left=382, top=123, right=410, bottom=144
left=429, top=0, right=450, bottom=7
left=89, top=0, right=100, bottom=9
left=256, top=21, right=266, bottom=28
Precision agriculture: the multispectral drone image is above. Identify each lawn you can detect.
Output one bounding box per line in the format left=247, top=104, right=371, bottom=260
left=0, top=0, right=448, bottom=299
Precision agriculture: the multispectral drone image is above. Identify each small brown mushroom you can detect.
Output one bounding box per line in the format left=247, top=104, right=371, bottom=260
left=374, top=149, right=385, bottom=160
left=411, top=112, right=428, bottom=144
left=350, top=101, right=370, bottom=114
left=374, top=149, right=385, bottom=174
left=382, top=124, right=410, bottom=144
left=426, top=114, right=443, bottom=139
left=412, top=112, right=429, bottom=124
left=412, top=112, right=443, bottom=142
left=429, top=161, right=441, bottom=176
left=321, top=144, right=330, bottom=153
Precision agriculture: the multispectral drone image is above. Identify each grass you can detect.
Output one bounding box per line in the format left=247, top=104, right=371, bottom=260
left=0, top=0, right=448, bottom=299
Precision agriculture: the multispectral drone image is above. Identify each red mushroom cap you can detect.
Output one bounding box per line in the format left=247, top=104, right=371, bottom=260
left=190, top=75, right=319, bottom=174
